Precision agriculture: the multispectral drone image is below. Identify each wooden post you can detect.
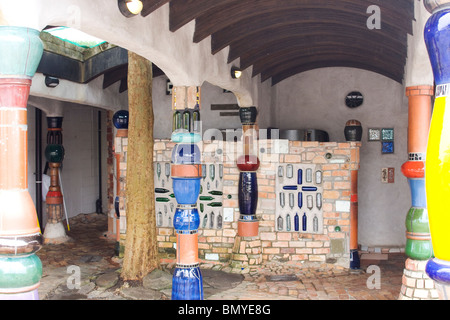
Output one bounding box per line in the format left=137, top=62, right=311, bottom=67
left=121, top=51, right=159, bottom=281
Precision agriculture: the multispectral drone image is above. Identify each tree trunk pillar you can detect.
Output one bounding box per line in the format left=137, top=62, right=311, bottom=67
left=121, top=51, right=159, bottom=281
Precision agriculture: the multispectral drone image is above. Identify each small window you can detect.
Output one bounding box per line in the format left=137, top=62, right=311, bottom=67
left=43, top=26, right=106, bottom=48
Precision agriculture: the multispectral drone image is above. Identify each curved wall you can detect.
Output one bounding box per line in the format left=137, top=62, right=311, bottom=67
left=273, top=67, right=409, bottom=247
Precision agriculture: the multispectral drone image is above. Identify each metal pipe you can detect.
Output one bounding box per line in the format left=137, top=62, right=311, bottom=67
left=35, top=107, right=43, bottom=232
left=349, top=169, right=360, bottom=269
left=96, top=110, right=103, bottom=214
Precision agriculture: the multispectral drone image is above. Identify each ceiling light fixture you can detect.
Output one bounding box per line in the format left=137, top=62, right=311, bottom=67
left=118, top=0, right=143, bottom=17
left=231, top=66, right=242, bottom=79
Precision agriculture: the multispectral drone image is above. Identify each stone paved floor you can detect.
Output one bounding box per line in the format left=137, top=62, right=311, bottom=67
left=36, top=213, right=405, bottom=300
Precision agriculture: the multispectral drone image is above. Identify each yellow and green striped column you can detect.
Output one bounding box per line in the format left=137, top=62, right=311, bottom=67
left=423, top=0, right=450, bottom=299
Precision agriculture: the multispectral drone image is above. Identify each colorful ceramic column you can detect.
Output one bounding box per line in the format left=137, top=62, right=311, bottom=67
left=112, top=110, right=129, bottom=255
left=423, top=0, right=450, bottom=299
left=237, top=107, right=260, bottom=237
left=0, top=26, right=44, bottom=300
left=43, top=116, right=68, bottom=244
left=171, top=86, right=203, bottom=300
left=402, top=86, right=433, bottom=259
left=398, top=85, right=436, bottom=299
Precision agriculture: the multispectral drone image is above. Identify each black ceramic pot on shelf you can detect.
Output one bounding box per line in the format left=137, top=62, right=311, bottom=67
left=344, top=119, right=362, bottom=142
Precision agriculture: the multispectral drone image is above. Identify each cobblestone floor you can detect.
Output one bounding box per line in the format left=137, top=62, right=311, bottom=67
left=36, top=213, right=405, bottom=300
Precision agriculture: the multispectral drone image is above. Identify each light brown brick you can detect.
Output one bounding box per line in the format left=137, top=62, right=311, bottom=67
left=277, top=232, right=292, bottom=241
left=260, top=232, right=276, bottom=241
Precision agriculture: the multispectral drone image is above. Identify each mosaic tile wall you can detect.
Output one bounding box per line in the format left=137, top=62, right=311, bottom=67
left=151, top=139, right=360, bottom=268
left=275, top=164, right=324, bottom=234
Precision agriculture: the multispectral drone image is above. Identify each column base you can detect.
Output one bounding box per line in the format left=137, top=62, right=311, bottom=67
left=433, top=281, right=450, bottom=300
left=171, top=265, right=203, bottom=300
left=230, top=235, right=262, bottom=273
left=398, top=258, right=439, bottom=300
left=350, top=249, right=360, bottom=269
left=43, top=222, right=71, bottom=244
left=0, top=289, right=39, bottom=300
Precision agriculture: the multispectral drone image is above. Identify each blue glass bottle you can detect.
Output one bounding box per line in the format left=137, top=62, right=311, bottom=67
left=302, top=212, right=307, bottom=231
left=294, top=213, right=299, bottom=231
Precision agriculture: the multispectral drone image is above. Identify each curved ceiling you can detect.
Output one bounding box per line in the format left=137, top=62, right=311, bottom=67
left=140, top=0, right=414, bottom=85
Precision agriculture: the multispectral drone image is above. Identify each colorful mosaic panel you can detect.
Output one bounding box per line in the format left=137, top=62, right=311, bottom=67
left=368, top=128, right=381, bottom=141
left=382, top=141, right=394, bottom=154
left=381, top=128, right=394, bottom=141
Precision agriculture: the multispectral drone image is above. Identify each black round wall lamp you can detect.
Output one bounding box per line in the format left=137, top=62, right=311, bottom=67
left=45, top=75, right=59, bottom=88
left=118, top=0, right=143, bottom=17
left=231, top=66, right=242, bottom=79
left=345, top=91, right=364, bottom=108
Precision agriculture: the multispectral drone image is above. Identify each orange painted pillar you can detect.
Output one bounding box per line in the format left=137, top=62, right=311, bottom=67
left=347, top=140, right=361, bottom=269
left=349, top=169, right=359, bottom=268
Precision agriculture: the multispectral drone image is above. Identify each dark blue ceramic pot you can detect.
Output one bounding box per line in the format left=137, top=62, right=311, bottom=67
left=238, top=172, right=258, bottom=216
left=112, top=110, right=129, bottom=129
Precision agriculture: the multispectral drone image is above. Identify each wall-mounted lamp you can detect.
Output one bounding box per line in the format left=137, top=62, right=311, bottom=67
left=231, top=66, right=242, bottom=79
left=118, top=0, right=143, bottom=17
left=45, top=75, right=59, bottom=88
left=166, top=79, right=173, bottom=95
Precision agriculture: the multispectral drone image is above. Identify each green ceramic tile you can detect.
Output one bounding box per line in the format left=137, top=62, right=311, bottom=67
left=381, top=128, right=394, bottom=141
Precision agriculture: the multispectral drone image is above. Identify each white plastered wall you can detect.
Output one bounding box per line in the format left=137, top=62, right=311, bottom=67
left=0, top=0, right=261, bottom=107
